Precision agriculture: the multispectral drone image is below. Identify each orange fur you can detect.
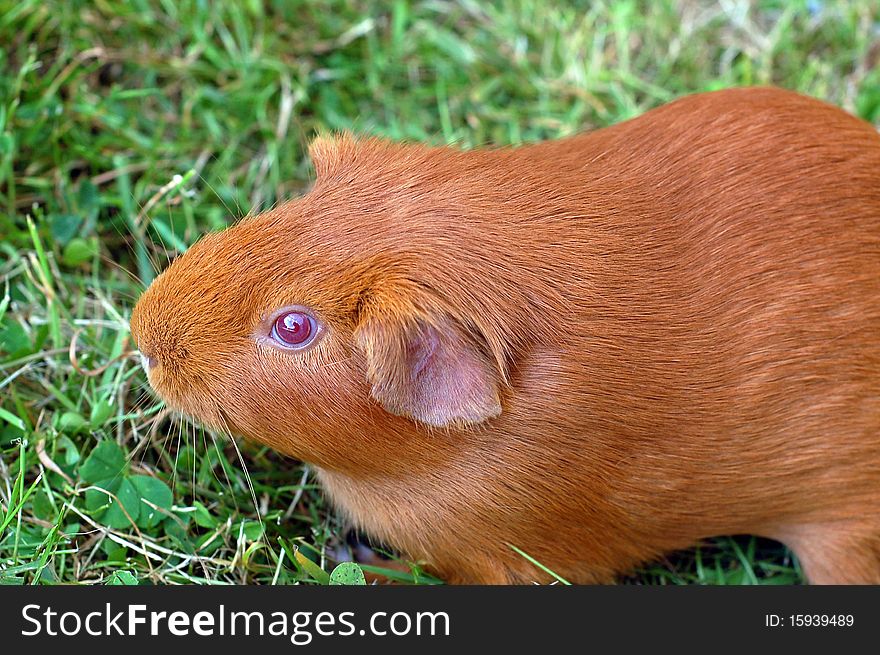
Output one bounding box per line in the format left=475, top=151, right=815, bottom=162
left=130, top=87, right=880, bottom=584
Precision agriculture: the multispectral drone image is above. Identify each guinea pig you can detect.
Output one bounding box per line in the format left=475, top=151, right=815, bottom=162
left=129, top=86, right=880, bottom=584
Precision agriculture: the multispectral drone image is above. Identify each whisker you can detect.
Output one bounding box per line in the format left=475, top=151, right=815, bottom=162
left=197, top=172, right=240, bottom=223
left=319, top=356, right=353, bottom=372
left=215, top=410, right=263, bottom=531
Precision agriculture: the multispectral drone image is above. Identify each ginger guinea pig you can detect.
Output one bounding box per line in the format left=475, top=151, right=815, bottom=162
left=129, top=87, right=880, bottom=584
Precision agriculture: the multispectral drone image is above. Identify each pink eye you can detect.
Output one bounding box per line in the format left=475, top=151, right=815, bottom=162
left=271, top=310, right=315, bottom=348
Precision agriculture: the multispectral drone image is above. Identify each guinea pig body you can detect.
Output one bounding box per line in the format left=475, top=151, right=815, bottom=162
left=130, top=87, right=880, bottom=584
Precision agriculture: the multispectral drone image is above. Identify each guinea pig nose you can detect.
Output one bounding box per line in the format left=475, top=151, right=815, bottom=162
left=139, top=351, right=158, bottom=373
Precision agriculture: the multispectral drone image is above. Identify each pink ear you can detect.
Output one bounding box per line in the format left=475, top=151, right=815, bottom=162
left=356, top=313, right=502, bottom=428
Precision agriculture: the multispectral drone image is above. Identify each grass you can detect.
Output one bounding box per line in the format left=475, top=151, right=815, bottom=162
left=1, top=0, right=878, bottom=585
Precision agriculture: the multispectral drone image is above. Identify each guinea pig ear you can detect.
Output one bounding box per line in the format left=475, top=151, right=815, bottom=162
left=353, top=295, right=505, bottom=428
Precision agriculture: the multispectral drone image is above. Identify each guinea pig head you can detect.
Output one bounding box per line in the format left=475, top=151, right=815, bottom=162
left=129, top=136, right=514, bottom=473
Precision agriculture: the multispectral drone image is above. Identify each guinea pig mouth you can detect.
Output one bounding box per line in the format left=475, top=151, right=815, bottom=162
left=141, top=370, right=225, bottom=432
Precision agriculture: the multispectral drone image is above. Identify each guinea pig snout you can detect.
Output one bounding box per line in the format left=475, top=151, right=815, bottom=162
left=138, top=351, right=158, bottom=374
left=130, top=314, right=180, bottom=378
left=132, top=335, right=190, bottom=376
left=130, top=298, right=190, bottom=376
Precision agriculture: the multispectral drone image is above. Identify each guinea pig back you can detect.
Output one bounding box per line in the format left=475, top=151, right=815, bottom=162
left=130, top=87, right=880, bottom=584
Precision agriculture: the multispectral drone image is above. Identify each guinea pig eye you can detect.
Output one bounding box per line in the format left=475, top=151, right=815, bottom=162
left=271, top=310, right=317, bottom=349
